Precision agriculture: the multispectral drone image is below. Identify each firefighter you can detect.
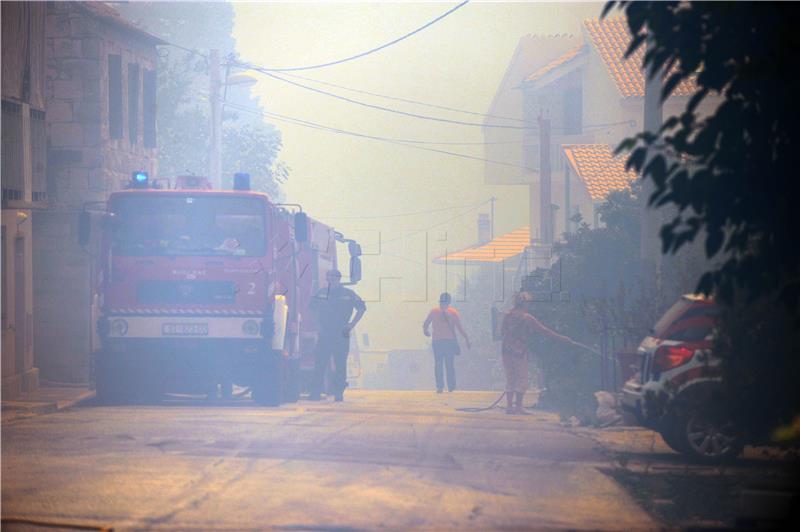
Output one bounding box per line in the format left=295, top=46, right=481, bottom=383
left=501, top=291, right=581, bottom=414
left=308, top=269, right=366, bottom=402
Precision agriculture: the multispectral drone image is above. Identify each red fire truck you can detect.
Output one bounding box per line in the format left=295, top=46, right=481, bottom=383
left=79, top=172, right=362, bottom=406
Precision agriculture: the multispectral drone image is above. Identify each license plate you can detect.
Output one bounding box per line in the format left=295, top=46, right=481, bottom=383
left=162, top=323, right=209, bottom=336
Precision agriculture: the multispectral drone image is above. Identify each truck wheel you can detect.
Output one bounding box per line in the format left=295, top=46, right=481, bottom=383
left=253, top=352, right=283, bottom=407
left=675, top=409, right=743, bottom=463
left=133, top=369, right=165, bottom=405
left=95, top=353, right=130, bottom=406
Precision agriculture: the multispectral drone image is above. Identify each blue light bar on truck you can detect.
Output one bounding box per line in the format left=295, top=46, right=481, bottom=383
left=131, top=171, right=149, bottom=189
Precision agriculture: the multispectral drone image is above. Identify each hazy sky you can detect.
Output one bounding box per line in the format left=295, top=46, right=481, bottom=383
left=232, top=1, right=603, bottom=350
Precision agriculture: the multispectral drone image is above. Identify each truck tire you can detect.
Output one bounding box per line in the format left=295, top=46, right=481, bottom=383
left=133, top=365, right=165, bottom=405
left=253, top=351, right=283, bottom=407
left=95, top=352, right=131, bottom=406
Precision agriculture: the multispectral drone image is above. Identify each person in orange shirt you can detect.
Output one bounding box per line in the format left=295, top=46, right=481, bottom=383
left=423, top=292, right=471, bottom=393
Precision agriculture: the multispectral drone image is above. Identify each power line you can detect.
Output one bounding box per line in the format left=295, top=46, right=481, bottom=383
left=225, top=102, right=539, bottom=173
left=281, top=72, right=531, bottom=126
left=234, top=66, right=639, bottom=134
left=319, top=200, right=489, bottom=220
left=163, top=41, right=209, bottom=59
left=239, top=1, right=470, bottom=72
left=237, top=67, right=537, bottom=130
left=380, top=200, right=490, bottom=245
left=164, top=44, right=635, bottom=135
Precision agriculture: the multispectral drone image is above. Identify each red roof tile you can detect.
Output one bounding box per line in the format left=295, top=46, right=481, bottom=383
left=583, top=17, right=696, bottom=98
left=433, top=227, right=530, bottom=264
left=525, top=45, right=585, bottom=83
left=563, top=144, right=636, bottom=201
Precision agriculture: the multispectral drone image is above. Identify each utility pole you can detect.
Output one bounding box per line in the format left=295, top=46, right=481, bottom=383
left=490, top=196, right=496, bottom=240
left=209, top=49, right=222, bottom=189
left=539, top=115, right=553, bottom=245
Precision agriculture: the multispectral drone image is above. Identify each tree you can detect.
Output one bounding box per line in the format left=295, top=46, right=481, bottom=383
left=608, top=1, right=800, bottom=308
left=115, top=2, right=287, bottom=197
left=608, top=1, right=800, bottom=437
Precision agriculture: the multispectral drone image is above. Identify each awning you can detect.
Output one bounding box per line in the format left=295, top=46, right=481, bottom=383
left=433, top=227, right=530, bottom=264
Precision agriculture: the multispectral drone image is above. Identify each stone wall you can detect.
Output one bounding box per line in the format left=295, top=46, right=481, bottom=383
left=34, top=2, right=159, bottom=383
left=32, top=210, right=92, bottom=383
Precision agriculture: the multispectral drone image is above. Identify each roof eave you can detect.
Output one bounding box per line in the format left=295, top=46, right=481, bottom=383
left=521, top=49, right=589, bottom=92
left=76, top=3, right=168, bottom=46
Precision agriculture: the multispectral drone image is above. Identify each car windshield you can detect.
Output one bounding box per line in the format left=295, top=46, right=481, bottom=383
left=111, top=195, right=266, bottom=257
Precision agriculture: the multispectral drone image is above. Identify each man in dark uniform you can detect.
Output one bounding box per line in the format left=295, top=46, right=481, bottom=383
left=309, top=269, right=366, bottom=401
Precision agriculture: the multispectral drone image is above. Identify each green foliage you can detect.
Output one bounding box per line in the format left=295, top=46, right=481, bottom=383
left=607, top=1, right=800, bottom=309
left=608, top=1, right=800, bottom=436
left=715, top=294, right=800, bottom=439
left=115, top=2, right=286, bottom=197
left=558, top=187, right=641, bottom=302
left=222, top=124, right=287, bottom=198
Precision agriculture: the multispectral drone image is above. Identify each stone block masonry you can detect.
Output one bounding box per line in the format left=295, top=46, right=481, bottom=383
left=34, top=1, right=161, bottom=384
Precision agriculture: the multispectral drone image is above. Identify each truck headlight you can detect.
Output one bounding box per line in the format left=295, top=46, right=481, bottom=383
left=242, top=319, right=260, bottom=336
left=110, top=319, right=128, bottom=336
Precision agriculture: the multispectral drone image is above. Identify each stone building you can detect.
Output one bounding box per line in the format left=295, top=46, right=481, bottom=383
left=33, top=2, right=163, bottom=383
left=2, top=1, right=48, bottom=398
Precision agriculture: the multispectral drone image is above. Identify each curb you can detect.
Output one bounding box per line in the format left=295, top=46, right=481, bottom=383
left=1, top=390, right=96, bottom=419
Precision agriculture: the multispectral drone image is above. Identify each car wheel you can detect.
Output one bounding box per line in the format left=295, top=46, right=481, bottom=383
left=677, top=410, right=743, bottom=463
left=658, top=417, right=690, bottom=454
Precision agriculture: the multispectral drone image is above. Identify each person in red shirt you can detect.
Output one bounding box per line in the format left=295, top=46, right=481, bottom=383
left=423, top=292, right=471, bottom=393
left=501, top=291, right=581, bottom=414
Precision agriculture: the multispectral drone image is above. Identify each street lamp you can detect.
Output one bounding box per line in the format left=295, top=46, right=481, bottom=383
left=209, top=50, right=258, bottom=190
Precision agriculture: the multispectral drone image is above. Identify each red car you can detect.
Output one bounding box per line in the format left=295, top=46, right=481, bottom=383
left=621, top=295, right=743, bottom=462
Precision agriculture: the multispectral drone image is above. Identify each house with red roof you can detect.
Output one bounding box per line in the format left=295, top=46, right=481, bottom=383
left=482, top=33, right=582, bottom=187
left=483, top=15, right=716, bottom=245
left=437, top=14, right=719, bottom=287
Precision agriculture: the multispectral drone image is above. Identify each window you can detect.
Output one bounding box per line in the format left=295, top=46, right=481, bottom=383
left=563, top=86, right=582, bottom=135
left=1, top=100, right=23, bottom=201
left=30, top=108, right=46, bottom=202
left=143, top=69, right=156, bottom=148
left=108, top=55, right=123, bottom=139
left=128, top=63, right=140, bottom=144
left=111, top=195, right=267, bottom=257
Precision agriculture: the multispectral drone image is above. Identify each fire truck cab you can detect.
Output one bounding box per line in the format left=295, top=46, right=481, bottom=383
left=79, top=172, right=362, bottom=406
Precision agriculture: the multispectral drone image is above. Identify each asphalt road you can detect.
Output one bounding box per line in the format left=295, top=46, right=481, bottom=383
left=1, top=390, right=654, bottom=531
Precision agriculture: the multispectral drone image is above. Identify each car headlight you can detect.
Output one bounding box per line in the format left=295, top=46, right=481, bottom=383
left=110, top=319, right=128, bottom=336
left=242, top=319, right=260, bottom=336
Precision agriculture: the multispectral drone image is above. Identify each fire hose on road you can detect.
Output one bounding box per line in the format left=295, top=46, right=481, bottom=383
left=456, top=342, right=604, bottom=413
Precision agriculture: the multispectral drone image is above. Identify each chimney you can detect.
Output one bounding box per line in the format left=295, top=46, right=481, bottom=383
left=478, top=213, right=491, bottom=244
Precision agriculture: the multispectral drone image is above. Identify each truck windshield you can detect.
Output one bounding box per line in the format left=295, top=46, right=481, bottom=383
left=111, top=195, right=266, bottom=257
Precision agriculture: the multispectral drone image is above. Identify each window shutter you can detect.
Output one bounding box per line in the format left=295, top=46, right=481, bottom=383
left=143, top=69, right=156, bottom=148
left=108, top=55, right=123, bottom=139
left=128, top=63, right=140, bottom=144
